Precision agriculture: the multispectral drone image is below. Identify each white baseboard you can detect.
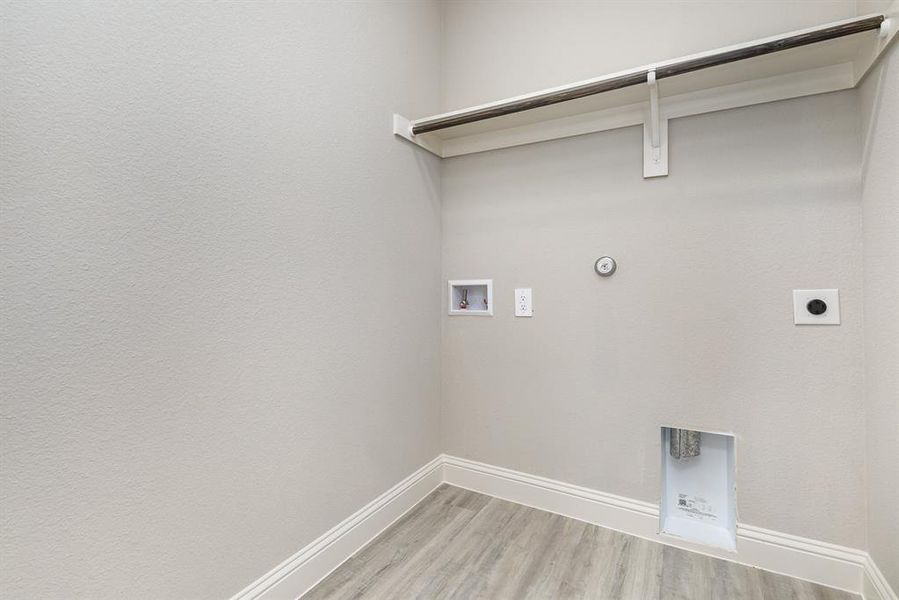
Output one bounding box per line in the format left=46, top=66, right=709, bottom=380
left=442, top=455, right=869, bottom=596
left=230, top=456, right=444, bottom=600
left=233, top=454, right=895, bottom=600
left=864, top=555, right=898, bottom=600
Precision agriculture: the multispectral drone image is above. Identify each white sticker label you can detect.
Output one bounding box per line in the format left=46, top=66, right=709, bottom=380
left=676, top=493, right=718, bottom=523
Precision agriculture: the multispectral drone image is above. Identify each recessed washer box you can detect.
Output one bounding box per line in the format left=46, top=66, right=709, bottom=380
left=660, top=427, right=736, bottom=551
left=448, top=279, right=493, bottom=316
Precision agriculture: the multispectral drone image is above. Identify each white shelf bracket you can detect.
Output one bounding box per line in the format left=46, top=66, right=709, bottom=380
left=643, top=70, right=669, bottom=178
left=393, top=114, right=444, bottom=158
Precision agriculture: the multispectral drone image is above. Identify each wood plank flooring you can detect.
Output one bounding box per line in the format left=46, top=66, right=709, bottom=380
left=304, top=485, right=857, bottom=600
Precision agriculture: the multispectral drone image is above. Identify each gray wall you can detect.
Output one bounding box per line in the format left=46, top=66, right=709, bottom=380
left=440, top=0, right=868, bottom=549
left=441, top=95, right=865, bottom=547
left=0, top=2, right=442, bottom=598
left=860, top=42, right=899, bottom=591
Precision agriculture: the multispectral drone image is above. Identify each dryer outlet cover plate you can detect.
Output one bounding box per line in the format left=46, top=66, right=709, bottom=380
left=793, top=289, right=840, bottom=325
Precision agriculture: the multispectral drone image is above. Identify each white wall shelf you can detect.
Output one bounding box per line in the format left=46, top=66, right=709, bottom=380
left=395, top=5, right=897, bottom=178
left=448, top=279, right=493, bottom=316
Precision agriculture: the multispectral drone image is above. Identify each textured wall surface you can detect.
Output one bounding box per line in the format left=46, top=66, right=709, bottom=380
left=0, top=2, right=442, bottom=598
left=859, top=42, right=899, bottom=591
left=440, top=0, right=870, bottom=549
left=441, top=0, right=856, bottom=110
left=441, top=91, right=866, bottom=547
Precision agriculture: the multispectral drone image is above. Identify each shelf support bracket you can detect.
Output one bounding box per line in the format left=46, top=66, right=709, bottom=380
left=643, top=70, right=669, bottom=178
left=393, top=114, right=444, bottom=158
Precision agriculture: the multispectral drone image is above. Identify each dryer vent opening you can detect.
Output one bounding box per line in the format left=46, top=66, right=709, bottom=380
left=660, top=427, right=736, bottom=550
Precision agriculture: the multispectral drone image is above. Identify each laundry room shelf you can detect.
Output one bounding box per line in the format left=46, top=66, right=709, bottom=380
left=394, top=5, right=897, bottom=178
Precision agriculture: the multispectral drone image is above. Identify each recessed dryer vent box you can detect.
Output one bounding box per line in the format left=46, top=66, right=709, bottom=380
left=448, top=280, right=493, bottom=316
left=660, top=427, right=736, bottom=551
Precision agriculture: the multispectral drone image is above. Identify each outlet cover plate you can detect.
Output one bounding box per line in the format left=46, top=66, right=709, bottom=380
left=515, top=288, right=533, bottom=317
left=793, top=289, right=840, bottom=325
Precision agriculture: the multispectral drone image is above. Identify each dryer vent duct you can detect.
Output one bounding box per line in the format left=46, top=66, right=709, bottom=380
left=669, top=428, right=701, bottom=460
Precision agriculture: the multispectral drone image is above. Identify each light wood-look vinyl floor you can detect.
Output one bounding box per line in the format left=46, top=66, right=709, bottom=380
left=304, top=484, right=857, bottom=600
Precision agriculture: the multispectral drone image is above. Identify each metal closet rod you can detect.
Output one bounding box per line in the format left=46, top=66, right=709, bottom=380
left=411, top=14, right=885, bottom=136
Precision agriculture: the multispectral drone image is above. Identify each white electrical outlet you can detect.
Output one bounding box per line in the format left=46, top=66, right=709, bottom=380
left=515, top=288, right=533, bottom=317
left=793, top=289, right=840, bottom=325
